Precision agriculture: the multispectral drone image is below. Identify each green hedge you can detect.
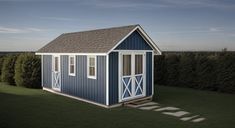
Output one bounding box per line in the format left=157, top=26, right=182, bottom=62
left=216, top=53, right=235, bottom=93
left=1, top=55, right=18, bottom=85
left=0, top=57, right=4, bottom=81
left=14, top=53, right=41, bottom=88
left=155, top=52, right=235, bottom=93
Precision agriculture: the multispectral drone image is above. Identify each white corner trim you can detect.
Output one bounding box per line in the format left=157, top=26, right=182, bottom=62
left=152, top=51, right=154, bottom=96
left=68, top=55, right=76, bottom=76
left=41, top=55, right=43, bottom=88
left=118, top=52, right=121, bottom=102
left=106, top=54, right=109, bottom=105
left=42, top=87, right=122, bottom=108
left=87, top=55, right=97, bottom=79
left=36, top=53, right=107, bottom=56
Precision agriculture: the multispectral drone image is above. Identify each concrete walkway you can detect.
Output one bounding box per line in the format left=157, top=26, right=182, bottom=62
left=163, top=111, right=189, bottom=117
left=126, top=102, right=206, bottom=123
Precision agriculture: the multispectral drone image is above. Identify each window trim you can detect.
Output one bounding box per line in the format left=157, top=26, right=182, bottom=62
left=68, top=55, right=76, bottom=76
left=87, top=55, right=97, bottom=79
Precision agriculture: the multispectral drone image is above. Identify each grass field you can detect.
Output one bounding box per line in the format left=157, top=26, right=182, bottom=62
left=0, top=82, right=235, bottom=128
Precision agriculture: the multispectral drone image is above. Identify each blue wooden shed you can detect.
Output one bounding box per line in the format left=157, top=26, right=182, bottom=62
left=36, top=24, right=161, bottom=108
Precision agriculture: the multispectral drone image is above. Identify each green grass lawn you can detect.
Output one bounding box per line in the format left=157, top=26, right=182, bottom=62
left=0, top=82, right=235, bottom=128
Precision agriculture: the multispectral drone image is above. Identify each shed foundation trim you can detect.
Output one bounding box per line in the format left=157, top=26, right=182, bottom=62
left=43, top=87, right=121, bottom=108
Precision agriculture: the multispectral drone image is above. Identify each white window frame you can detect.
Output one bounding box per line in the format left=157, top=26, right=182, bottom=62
left=87, top=55, right=97, bottom=79
left=68, top=55, right=76, bottom=76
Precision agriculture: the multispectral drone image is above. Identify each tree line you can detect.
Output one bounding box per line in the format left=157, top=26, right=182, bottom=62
left=154, top=52, right=235, bottom=93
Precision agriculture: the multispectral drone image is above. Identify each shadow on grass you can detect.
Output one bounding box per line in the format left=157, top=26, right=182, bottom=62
left=0, top=89, right=199, bottom=128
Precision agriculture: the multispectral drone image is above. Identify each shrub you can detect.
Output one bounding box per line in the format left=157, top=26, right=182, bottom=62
left=165, top=54, right=180, bottom=86
left=14, top=54, right=25, bottom=86
left=0, top=57, right=4, bottom=81
left=1, top=55, right=18, bottom=85
left=14, top=53, right=41, bottom=88
left=178, top=53, right=196, bottom=87
left=216, top=53, right=235, bottom=93
left=195, top=55, right=217, bottom=90
left=154, top=55, right=166, bottom=85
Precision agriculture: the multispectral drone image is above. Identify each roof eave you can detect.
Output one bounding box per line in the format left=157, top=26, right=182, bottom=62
left=35, top=52, right=107, bottom=56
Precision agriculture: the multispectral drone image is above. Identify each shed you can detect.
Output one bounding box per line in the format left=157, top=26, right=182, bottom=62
left=36, top=24, right=161, bottom=108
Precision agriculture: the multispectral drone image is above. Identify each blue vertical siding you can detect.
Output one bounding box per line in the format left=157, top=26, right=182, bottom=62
left=43, top=55, right=52, bottom=88
left=146, top=52, right=153, bottom=96
left=115, top=31, right=152, bottom=50
left=61, top=55, right=106, bottom=105
left=109, top=52, right=119, bottom=105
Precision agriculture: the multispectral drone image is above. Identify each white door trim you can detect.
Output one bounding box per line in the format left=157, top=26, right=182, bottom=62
left=118, top=51, right=146, bottom=102
left=52, top=55, right=61, bottom=91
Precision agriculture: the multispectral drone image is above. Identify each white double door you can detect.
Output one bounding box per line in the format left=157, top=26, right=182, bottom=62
left=52, top=55, right=61, bottom=91
left=119, top=52, right=146, bottom=101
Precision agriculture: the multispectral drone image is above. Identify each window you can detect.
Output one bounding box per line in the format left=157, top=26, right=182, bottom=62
left=135, top=55, right=143, bottom=74
left=54, top=56, right=59, bottom=72
left=69, top=55, right=76, bottom=76
left=87, top=56, right=96, bottom=79
left=122, top=55, right=131, bottom=76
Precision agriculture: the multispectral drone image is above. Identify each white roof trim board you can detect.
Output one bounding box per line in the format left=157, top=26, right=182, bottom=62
left=107, top=26, right=161, bottom=55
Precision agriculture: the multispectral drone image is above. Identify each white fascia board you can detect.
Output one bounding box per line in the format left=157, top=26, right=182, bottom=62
left=136, top=26, right=162, bottom=55
left=112, top=50, right=153, bottom=52
left=107, top=25, right=162, bottom=55
left=35, top=53, right=107, bottom=56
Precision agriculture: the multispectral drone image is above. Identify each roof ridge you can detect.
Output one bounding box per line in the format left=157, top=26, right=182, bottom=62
left=62, top=24, right=139, bottom=35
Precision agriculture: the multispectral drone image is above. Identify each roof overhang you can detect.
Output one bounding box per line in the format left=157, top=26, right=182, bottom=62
left=35, top=53, right=107, bottom=56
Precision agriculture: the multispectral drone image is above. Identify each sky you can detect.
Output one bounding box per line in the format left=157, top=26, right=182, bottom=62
left=0, top=0, right=235, bottom=51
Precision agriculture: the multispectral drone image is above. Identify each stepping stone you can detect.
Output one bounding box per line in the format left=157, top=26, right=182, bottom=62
left=180, top=115, right=199, bottom=121
left=154, top=107, right=180, bottom=112
left=131, top=102, right=158, bottom=108
left=162, top=111, right=190, bottom=117
left=139, top=105, right=160, bottom=110
left=192, top=118, right=206, bottom=123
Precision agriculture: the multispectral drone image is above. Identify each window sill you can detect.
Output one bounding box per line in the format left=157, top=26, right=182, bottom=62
left=69, top=73, right=76, bottom=76
left=88, top=76, right=96, bottom=79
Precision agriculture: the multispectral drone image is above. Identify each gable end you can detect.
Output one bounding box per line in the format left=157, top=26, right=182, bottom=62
left=114, top=30, right=153, bottom=50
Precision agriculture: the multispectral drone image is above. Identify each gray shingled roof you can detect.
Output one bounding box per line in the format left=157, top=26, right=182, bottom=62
left=37, top=25, right=139, bottom=53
